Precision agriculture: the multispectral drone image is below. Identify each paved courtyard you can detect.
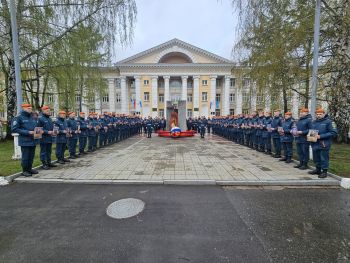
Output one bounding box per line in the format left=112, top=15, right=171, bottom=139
left=15, top=133, right=339, bottom=185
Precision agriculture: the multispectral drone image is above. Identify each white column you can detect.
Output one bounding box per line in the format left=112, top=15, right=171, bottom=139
left=151, top=76, right=158, bottom=118
left=108, top=78, right=116, bottom=113
left=250, top=81, right=257, bottom=111
left=193, top=75, right=200, bottom=117
left=292, top=88, right=299, bottom=118
left=11, top=133, right=21, bottom=159
left=181, top=76, right=188, bottom=101
left=134, top=76, right=141, bottom=114
left=223, top=76, right=231, bottom=115
left=235, top=85, right=243, bottom=115
left=164, top=76, right=170, bottom=119
left=264, top=88, right=271, bottom=112
left=120, top=77, right=127, bottom=114
left=210, top=75, right=217, bottom=115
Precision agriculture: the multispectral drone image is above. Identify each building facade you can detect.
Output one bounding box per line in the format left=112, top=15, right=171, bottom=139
left=1, top=38, right=326, bottom=121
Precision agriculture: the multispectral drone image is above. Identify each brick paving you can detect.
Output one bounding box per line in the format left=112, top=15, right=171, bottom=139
left=15, top=133, right=339, bottom=185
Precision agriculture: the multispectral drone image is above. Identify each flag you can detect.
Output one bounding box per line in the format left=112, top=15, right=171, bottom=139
left=216, top=100, right=220, bottom=109
left=210, top=101, right=213, bottom=109
left=139, top=101, right=142, bottom=108
left=133, top=99, right=136, bottom=109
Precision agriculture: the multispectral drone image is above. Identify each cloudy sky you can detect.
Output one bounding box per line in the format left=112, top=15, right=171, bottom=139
left=114, top=0, right=238, bottom=62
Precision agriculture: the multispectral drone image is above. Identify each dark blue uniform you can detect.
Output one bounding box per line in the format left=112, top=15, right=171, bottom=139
left=37, top=113, right=54, bottom=166
left=54, top=117, right=68, bottom=162
left=11, top=111, right=37, bottom=174
left=294, top=114, right=312, bottom=168
left=67, top=117, right=79, bottom=157
left=77, top=116, right=88, bottom=154
left=262, top=116, right=272, bottom=154
left=310, top=114, right=337, bottom=175
left=280, top=117, right=294, bottom=162
left=271, top=115, right=282, bottom=157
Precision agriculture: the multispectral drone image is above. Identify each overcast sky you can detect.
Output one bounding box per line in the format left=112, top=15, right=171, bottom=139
left=114, top=0, right=238, bottom=62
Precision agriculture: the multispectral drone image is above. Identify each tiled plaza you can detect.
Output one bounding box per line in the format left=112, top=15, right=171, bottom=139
left=15, top=133, right=339, bottom=185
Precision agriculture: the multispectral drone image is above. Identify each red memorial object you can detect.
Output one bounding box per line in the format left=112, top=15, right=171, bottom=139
left=158, top=110, right=195, bottom=138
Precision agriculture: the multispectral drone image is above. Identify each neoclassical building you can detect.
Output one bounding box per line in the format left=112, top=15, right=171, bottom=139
left=1, top=38, right=318, bottom=122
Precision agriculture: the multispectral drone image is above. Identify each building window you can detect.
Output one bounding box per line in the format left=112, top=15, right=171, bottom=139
left=143, top=80, right=149, bottom=85
left=159, top=94, right=164, bottom=103
left=243, top=78, right=251, bottom=87
left=230, top=93, right=235, bottom=103
left=216, top=94, right=221, bottom=103
left=242, top=91, right=250, bottom=103
left=89, top=108, right=95, bottom=113
left=75, top=95, right=81, bottom=103
left=202, top=92, right=208, bottom=102
left=159, top=109, right=164, bottom=118
left=230, top=109, right=235, bottom=115
left=87, top=96, right=95, bottom=103
left=116, top=93, right=121, bottom=103
left=230, top=78, right=236, bottom=87
left=47, top=93, right=54, bottom=103
left=115, top=79, right=121, bottom=89
left=187, top=94, right=192, bottom=102
left=256, top=93, right=263, bottom=104
left=102, top=94, right=109, bottom=103
left=202, top=80, right=208, bottom=86
left=243, top=109, right=249, bottom=114
left=215, top=109, right=221, bottom=116
left=0, top=111, right=4, bottom=118
left=187, top=109, right=192, bottom=118
left=144, top=92, right=150, bottom=101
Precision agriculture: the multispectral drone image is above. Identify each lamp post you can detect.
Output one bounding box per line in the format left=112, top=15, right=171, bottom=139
left=310, top=0, right=321, bottom=118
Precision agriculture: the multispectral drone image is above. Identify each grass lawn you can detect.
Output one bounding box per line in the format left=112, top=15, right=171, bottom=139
left=0, top=139, right=72, bottom=177
left=0, top=139, right=349, bottom=178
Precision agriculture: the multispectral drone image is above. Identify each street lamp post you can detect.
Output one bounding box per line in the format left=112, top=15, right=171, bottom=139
left=310, top=0, right=321, bottom=118
left=9, top=0, right=23, bottom=112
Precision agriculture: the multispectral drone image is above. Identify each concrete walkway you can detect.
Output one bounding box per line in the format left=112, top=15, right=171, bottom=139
left=15, top=133, right=340, bottom=186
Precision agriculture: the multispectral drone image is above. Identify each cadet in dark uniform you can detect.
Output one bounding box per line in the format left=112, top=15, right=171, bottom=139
left=67, top=111, right=79, bottom=159
left=262, top=111, right=272, bottom=154
left=271, top=109, right=282, bottom=158
left=199, top=118, right=206, bottom=138
left=77, top=112, right=88, bottom=155
left=146, top=117, right=153, bottom=138
left=294, top=108, right=312, bottom=170
left=37, top=105, right=57, bottom=170
left=55, top=111, right=70, bottom=164
left=308, top=108, right=338, bottom=178
left=279, top=112, right=294, bottom=163
left=11, top=104, right=41, bottom=177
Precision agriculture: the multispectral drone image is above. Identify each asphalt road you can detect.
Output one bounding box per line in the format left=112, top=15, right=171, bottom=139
left=0, top=184, right=349, bottom=263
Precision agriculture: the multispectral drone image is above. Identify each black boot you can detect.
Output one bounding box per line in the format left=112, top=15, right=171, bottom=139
left=48, top=162, right=57, bottom=167
left=22, top=171, right=32, bottom=177
left=308, top=167, right=321, bottom=175
left=294, top=162, right=302, bottom=168
left=279, top=157, right=287, bottom=161
left=285, top=158, right=292, bottom=164
left=63, top=158, right=71, bottom=162
left=273, top=154, right=281, bottom=158
left=42, top=163, right=50, bottom=170
left=318, top=170, right=328, bottom=178
left=299, top=162, right=308, bottom=170
left=58, top=159, right=65, bottom=164
left=30, top=168, right=39, bottom=174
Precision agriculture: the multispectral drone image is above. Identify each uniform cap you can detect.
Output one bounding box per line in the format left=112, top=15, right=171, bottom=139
left=284, top=111, right=292, bottom=116
left=21, top=103, right=32, bottom=108
left=58, top=110, right=66, bottom=115
left=300, top=108, right=309, bottom=113
left=41, top=105, right=50, bottom=110
left=68, top=111, right=75, bottom=115
left=80, top=112, right=85, bottom=115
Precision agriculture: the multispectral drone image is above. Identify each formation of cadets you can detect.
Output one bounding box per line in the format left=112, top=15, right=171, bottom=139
left=210, top=108, right=338, bottom=178
left=11, top=104, right=142, bottom=177
left=12, top=104, right=338, bottom=179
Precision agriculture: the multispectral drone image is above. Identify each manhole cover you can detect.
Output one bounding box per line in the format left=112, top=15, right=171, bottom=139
left=106, top=198, right=145, bottom=219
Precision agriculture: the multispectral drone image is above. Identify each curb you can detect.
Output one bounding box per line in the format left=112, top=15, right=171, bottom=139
left=14, top=177, right=340, bottom=187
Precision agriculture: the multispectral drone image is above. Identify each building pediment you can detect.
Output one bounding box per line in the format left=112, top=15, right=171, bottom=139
left=116, top=38, right=232, bottom=65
